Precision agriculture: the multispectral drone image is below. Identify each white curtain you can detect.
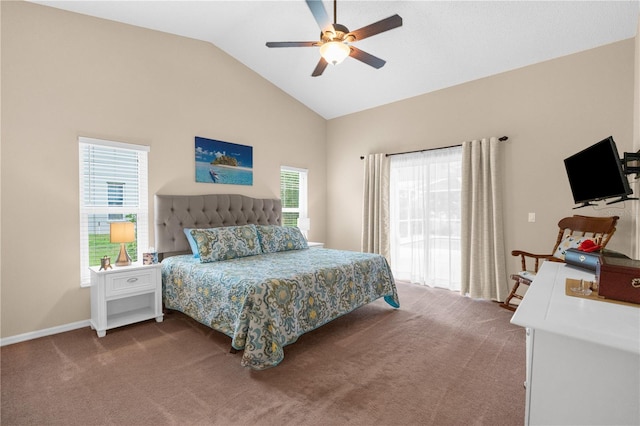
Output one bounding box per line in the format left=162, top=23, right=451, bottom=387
left=361, top=154, right=390, bottom=259
left=389, top=146, right=462, bottom=291
left=460, top=138, right=508, bottom=301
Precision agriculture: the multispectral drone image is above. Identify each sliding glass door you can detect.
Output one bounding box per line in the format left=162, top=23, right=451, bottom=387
left=389, top=146, right=462, bottom=290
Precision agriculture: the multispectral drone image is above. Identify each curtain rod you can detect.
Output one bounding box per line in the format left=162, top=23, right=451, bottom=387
left=359, top=136, right=509, bottom=160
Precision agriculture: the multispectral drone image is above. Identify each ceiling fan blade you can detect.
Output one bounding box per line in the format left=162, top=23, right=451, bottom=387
left=349, top=46, right=386, bottom=69
left=305, top=0, right=331, bottom=31
left=266, top=41, right=318, bottom=48
left=311, top=57, right=329, bottom=77
left=348, top=14, right=403, bottom=41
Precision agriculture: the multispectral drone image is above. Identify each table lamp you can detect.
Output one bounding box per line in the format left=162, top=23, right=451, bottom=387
left=110, top=221, right=135, bottom=266
left=296, top=217, right=310, bottom=238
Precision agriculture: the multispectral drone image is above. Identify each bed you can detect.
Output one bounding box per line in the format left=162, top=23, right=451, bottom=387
left=155, top=194, right=399, bottom=370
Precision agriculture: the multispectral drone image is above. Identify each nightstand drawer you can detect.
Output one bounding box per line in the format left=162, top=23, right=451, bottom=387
left=106, top=270, right=156, bottom=297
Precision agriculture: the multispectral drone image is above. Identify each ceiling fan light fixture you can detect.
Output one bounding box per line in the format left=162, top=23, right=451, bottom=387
left=320, top=41, right=350, bottom=65
left=265, top=0, right=403, bottom=76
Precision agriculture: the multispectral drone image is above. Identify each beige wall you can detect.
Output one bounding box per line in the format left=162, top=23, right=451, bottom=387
left=326, top=39, right=636, bottom=277
left=0, top=2, right=326, bottom=338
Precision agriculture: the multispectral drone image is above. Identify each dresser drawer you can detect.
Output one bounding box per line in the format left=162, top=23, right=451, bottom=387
left=106, top=269, right=156, bottom=297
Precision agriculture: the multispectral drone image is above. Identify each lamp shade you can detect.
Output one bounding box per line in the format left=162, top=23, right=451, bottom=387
left=296, top=217, right=310, bottom=238
left=320, top=41, right=350, bottom=65
left=110, top=221, right=135, bottom=243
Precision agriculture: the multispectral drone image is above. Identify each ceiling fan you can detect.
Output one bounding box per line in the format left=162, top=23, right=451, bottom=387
left=266, top=0, right=403, bottom=77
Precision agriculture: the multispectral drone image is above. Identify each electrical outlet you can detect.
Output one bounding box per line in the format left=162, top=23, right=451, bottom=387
left=528, top=213, right=536, bottom=223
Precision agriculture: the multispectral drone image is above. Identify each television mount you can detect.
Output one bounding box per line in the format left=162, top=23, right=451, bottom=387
left=622, top=150, right=640, bottom=178
left=604, top=150, right=640, bottom=205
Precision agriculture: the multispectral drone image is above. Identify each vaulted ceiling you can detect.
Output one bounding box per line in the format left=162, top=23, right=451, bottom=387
left=31, top=1, right=640, bottom=119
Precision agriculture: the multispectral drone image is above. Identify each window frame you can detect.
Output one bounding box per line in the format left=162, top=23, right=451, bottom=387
left=280, top=166, right=309, bottom=235
left=78, top=137, right=150, bottom=286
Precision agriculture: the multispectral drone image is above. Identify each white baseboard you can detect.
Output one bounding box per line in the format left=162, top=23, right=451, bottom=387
left=0, top=319, right=91, bottom=347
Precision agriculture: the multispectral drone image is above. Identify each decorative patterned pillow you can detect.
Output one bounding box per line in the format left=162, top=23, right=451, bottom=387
left=183, top=228, right=200, bottom=258
left=190, top=225, right=261, bottom=263
left=553, top=236, right=596, bottom=260
left=256, top=225, right=308, bottom=253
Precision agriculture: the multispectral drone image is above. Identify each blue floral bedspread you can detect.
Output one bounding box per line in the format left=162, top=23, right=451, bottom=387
left=161, top=248, right=399, bottom=370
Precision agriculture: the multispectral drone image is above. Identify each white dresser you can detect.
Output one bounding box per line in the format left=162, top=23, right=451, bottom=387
left=511, top=262, right=640, bottom=425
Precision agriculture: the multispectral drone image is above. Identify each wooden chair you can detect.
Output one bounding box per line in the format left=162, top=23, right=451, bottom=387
left=500, top=215, right=619, bottom=311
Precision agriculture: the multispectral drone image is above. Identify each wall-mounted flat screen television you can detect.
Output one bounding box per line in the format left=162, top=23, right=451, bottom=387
left=564, top=136, right=632, bottom=207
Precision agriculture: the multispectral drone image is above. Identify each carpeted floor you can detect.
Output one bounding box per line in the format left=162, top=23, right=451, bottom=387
left=1, top=281, right=525, bottom=425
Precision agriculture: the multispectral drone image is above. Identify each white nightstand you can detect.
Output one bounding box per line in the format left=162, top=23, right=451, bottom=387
left=90, top=262, right=163, bottom=337
left=307, top=242, right=324, bottom=248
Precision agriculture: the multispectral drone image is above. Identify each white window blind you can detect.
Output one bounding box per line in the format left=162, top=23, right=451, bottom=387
left=79, top=137, right=149, bottom=285
left=280, top=166, right=308, bottom=235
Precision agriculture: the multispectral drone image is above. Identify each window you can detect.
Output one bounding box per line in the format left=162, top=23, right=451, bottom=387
left=389, top=146, right=462, bottom=290
left=79, top=137, right=149, bottom=285
left=107, top=182, right=124, bottom=220
left=280, top=166, right=309, bottom=235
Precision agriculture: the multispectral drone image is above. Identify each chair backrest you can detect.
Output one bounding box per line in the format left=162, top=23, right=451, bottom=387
left=551, top=215, right=619, bottom=255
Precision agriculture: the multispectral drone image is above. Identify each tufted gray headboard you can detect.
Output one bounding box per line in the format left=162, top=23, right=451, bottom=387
left=154, top=194, right=282, bottom=257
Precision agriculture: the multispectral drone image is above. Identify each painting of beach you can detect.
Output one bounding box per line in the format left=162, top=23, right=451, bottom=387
left=195, top=137, right=253, bottom=186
